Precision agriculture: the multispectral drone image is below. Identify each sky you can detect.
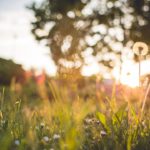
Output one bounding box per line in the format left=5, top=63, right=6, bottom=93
left=0, top=0, right=56, bottom=75
left=0, top=0, right=149, bottom=87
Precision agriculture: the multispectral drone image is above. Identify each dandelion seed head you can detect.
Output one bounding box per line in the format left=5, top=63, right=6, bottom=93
left=133, top=42, right=148, bottom=56
left=43, top=136, right=49, bottom=142
left=53, top=134, right=60, bottom=140
left=40, top=122, right=45, bottom=128
left=100, top=130, right=107, bottom=136
left=85, top=118, right=93, bottom=124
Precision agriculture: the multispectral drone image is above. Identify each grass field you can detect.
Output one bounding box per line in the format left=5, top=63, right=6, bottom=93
left=0, top=79, right=150, bottom=150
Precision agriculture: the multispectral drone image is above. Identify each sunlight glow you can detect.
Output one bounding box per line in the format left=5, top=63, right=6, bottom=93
left=113, top=60, right=150, bottom=87
left=121, top=74, right=139, bottom=87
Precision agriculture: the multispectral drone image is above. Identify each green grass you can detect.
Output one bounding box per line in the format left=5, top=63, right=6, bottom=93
left=0, top=82, right=150, bottom=150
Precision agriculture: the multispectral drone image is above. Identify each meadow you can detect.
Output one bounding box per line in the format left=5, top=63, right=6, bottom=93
left=0, top=76, right=150, bottom=150
left=0, top=0, right=150, bottom=149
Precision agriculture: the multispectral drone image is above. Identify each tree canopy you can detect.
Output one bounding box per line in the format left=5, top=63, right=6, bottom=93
left=29, top=0, right=150, bottom=76
left=0, top=58, right=25, bottom=85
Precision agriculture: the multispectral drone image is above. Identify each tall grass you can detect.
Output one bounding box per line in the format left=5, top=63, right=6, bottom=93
left=0, top=81, right=150, bottom=150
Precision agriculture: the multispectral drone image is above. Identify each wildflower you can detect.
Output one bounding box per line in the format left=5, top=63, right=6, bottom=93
left=100, top=130, right=107, bottom=137
left=85, top=118, right=93, bottom=124
left=43, top=136, right=49, bottom=142
left=133, top=42, right=148, bottom=56
left=96, top=120, right=100, bottom=125
left=53, top=134, right=60, bottom=140
left=35, top=126, right=39, bottom=130
left=14, top=140, right=20, bottom=146
left=40, top=122, right=45, bottom=128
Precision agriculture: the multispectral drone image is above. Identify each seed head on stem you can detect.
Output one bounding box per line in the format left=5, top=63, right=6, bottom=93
left=133, top=41, right=149, bottom=120
left=133, top=42, right=148, bottom=87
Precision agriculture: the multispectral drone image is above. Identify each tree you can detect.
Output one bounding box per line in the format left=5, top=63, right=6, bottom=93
left=29, top=0, right=150, bottom=76
left=0, top=58, right=25, bottom=85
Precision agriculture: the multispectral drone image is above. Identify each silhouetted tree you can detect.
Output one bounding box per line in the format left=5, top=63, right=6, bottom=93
left=0, top=58, right=25, bottom=85
left=29, top=0, right=150, bottom=76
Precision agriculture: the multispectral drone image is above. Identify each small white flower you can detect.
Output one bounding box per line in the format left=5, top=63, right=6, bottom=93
left=14, top=140, right=20, bottom=146
left=40, top=122, right=45, bottom=128
left=43, top=136, right=49, bottom=142
left=100, top=130, right=107, bottom=136
left=53, top=134, right=60, bottom=140
left=85, top=118, right=92, bottom=124
left=133, top=42, right=149, bottom=56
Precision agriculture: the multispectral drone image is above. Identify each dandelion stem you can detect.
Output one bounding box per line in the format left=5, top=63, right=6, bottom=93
left=139, top=54, right=141, bottom=87
left=138, top=54, right=143, bottom=118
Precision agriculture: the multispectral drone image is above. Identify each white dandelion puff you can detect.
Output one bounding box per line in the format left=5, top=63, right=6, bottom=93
left=100, top=130, right=107, bottom=136
left=133, top=42, right=148, bottom=56
left=43, top=136, right=49, bottom=142
left=53, top=134, right=60, bottom=140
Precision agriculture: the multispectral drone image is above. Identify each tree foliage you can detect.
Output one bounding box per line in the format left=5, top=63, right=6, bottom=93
left=0, top=58, right=25, bottom=85
left=29, top=0, right=150, bottom=75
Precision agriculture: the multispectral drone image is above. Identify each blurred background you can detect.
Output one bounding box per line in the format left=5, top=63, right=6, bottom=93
left=0, top=0, right=56, bottom=75
left=0, top=0, right=150, bottom=92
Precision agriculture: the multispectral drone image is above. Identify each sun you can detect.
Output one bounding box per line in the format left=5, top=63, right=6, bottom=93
left=120, top=73, right=139, bottom=88
left=121, top=60, right=150, bottom=87
left=114, top=71, right=139, bottom=88
left=113, top=61, right=139, bottom=88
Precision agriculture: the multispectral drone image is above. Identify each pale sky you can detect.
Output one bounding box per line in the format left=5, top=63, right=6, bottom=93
left=0, top=0, right=56, bottom=75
